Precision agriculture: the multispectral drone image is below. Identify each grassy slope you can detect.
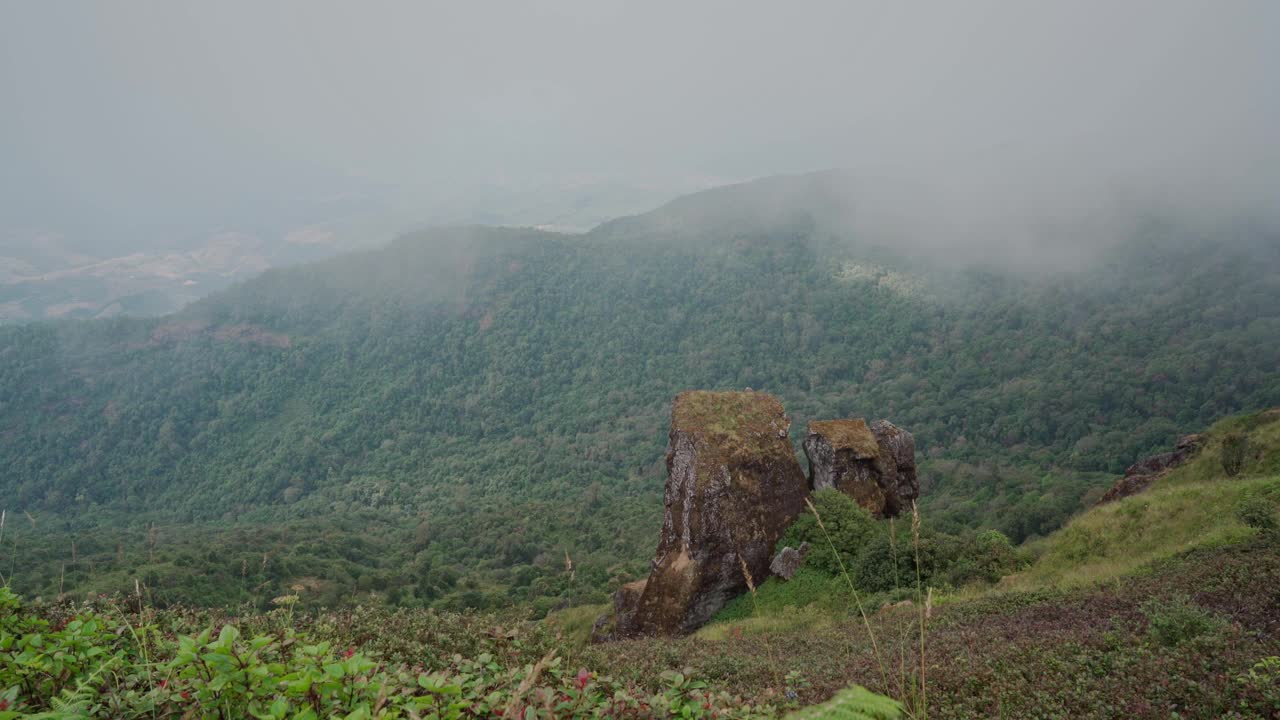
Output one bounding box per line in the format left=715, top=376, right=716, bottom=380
left=582, top=540, right=1280, bottom=718
left=1010, top=408, right=1280, bottom=590
left=700, top=407, right=1280, bottom=625
left=576, top=408, right=1280, bottom=717
left=10, top=408, right=1279, bottom=717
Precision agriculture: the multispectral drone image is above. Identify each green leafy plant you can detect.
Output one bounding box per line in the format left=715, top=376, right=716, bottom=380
left=1235, top=656, right=1280, bottom=716
left=784, top=668, right=810, bottom=707
left=0, top=587, right=777, bottom=718
left=1236, top=496, right=1278, bottom=532
left=781, top=490, right=876, bottom=577
left=1140, top=594, right=1224, bottom=647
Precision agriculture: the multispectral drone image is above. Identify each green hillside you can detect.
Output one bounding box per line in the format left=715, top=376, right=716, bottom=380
left=1012, top=407, right=1280, bottom=589
left=1, top=173, right=1278, bottom=610
left=5, top=407, right=1277, bottom=718
left=559, top=407, right=1280, bottom=717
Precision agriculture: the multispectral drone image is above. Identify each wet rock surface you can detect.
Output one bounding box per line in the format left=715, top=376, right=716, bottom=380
left=611, top=391, right=809, bottom=638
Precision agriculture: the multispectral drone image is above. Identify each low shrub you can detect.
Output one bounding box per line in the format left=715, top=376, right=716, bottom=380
left=775, top=494, right=1021, bottom=597
left=937, top=530, right=1022, bottom=587
left=1236, top=656, right=1280, bottom=716
left=779, top=490, right=876, bottom=576
left=1140, top=594, right=1224, bottom=647
left=0, top=587, right=776, bottom=718
left=716, top=568, right=849, bottom=622
left=1222, top=432, right=1249, bottom=477
left=783, top=684, right=902, bottom=719
left=1237, top=496, right=1278, bottom=532
left=850, top=524, right=926, bottom=593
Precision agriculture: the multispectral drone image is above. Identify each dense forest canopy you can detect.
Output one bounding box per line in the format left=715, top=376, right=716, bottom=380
left=2, top=173, right=1278, bottom=610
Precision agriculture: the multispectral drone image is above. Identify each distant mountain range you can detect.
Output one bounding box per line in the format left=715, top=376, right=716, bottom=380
left=0, top=177, right=717, bottom=323
left=0, top=231, right=292, bottom=321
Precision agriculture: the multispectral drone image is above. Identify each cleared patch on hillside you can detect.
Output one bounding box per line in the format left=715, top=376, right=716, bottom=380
left=834, top=261, right=925, bottom=299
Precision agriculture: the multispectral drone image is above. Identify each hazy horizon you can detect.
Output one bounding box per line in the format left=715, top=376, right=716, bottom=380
left=2, top=1, right=1278, bottom=252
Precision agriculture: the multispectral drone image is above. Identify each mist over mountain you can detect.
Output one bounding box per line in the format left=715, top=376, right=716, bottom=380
left=3, top=2, right=1276, bottom=276
left=3, top=4, right=1280, bottom=715
left=0, top=176, right=720, bottom=322
left=4, top=1, right=1276, bottom=326
left=2, top=171, right=1276, bottom=610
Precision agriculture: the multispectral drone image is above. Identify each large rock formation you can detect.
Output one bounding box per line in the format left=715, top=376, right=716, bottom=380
left=1097, top=433, right=1206, bottom=504
left=610, top=390, right=809, bottom=638
left=803, top=418, right=919, bottom=517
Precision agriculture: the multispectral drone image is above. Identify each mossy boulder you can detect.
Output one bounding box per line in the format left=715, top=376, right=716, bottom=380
left=617, top=390, right=809, bottom=637
left=803, top=418, right=918, bottom=518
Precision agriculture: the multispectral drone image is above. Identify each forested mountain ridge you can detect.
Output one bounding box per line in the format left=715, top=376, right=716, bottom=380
left=2, top=173, right=1278, bottom=609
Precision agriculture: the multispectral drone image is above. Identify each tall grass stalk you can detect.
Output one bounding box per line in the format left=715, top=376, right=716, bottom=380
left=804, top=497, right=890, bottom=691
left=889, top=515, right=906, bottom=696
left=503, top=648, right=557, bottom=718
left=0, top=511, right=15, bottom=590
left=118, top=578, right=155, bottom=691
left=911, top=500, right=928, bottom=720
left=889, top=517, right=900, bottom=591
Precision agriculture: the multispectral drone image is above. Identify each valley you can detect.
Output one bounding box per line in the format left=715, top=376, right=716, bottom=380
left=1, top=173, right=1276, bottom=612
left=0, top=173, right=1278, bottom=717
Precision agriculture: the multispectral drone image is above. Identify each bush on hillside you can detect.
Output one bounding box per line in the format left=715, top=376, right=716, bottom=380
left=851, top=525, right=1020, bottom=593
left=851, top=523, right=936, bottom=592
left=1140, top=594, right=1224, bottom=647
left=1237, top=496, right=1278, bottom=532
left=938, top=530, right=1022, bottom=587
left=780, top=492, right=1022, bottom=594
left=780, top=489, right=876, bottom=576
left=1222, top=432, right=1250, bottom=477
left=716, top=568, right=852, bottom=621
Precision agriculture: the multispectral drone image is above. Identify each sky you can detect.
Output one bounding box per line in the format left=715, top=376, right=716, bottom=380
left=1, top=0, right=1277, bottom=248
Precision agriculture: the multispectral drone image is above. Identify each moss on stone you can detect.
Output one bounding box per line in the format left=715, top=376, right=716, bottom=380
left=671, top=390, right=792, bottom=462
left=808, top=419, right=880, bottom=459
